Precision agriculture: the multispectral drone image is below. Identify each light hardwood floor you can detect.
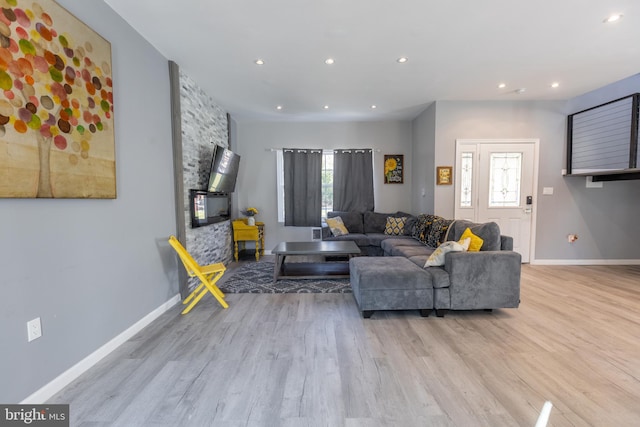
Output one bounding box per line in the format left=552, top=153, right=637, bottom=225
left=49, top=264, right=640, bottom=426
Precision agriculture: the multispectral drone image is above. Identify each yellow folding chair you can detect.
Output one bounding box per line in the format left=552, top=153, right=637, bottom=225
left=168, top=235, right=228, bottom=314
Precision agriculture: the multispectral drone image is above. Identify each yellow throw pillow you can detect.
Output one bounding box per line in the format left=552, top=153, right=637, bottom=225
left=326, top=216, right=349, bottom=237
left=461, top=227, right=483, bottom=251
left=457, top=237, right=471, bottom=251
left=384, top=217, right=407, bottom=235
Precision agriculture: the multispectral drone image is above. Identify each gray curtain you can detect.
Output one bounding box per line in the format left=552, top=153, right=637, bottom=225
left=283, top=148, right=322, bottom=226
left=333, top=149, right=374, bottom=212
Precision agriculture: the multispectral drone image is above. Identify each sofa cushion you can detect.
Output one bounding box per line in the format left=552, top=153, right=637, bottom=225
left=365, top=233, right=391, bottom=247
left=448, top=220, right=501, bottom=251
left=388, top=245, right=434, bottom=258
left=350, top=257, right=432, bottom=291
left=323, top=233, right=369, bottom=247
left=425, top=266, right=451, bottom=289
left=384, top=216, right=407, bottom=235
left=350, top=257, right=433, bottom=313
left=407, top=255, right=429, bottom=268
left=380, top=237, right=422, bottom=253
left=328, top=211, right=364, bottom=234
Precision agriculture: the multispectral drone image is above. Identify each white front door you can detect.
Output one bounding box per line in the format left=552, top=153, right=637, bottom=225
left=454, top=140, right=538, bottom=263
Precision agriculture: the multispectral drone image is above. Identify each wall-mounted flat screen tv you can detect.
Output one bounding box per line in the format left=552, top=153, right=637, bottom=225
left=207, top=146, right=240, bottom=193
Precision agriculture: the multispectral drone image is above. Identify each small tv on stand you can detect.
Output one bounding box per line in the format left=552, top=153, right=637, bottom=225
left=189, top=190, right=231, bottom=228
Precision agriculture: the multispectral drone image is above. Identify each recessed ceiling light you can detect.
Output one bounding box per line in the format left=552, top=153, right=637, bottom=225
left=325, top=58, right=335, bottom=65
left=254, top=59, right=264, bottom=65
left=551, top=82, right=560, bottom=88
left=371, top=105, right=377, bottom=109
left=323, top=105, right=329, bottom=110
left=515, top=88, right=526, bottom=94
left=498, top=83, right=507, bottom=89
left=603, top=13, right=623, bottom=23
left=276, top=105, right=283, bottom=110
left=397, top=57, right=408, bottom=63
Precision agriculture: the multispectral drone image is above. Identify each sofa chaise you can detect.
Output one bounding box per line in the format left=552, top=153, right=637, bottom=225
left=323, top=211, right=521, bottom=318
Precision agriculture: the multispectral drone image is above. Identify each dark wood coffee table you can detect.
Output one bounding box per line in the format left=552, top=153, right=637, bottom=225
left=271, top=241, right=361, bottom=282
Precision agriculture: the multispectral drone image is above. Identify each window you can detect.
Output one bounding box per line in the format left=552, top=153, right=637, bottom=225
left=276, top=150, right=285, bottom=222
left=276, top=150, right=334, bottom=222
left=460, top=152, right=473, bottom=207
left=488, top=152, right=522, bottom=207
left=321, top=151, right=333, bottom=219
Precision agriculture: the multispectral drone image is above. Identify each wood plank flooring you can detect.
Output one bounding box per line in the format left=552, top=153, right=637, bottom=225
left=49, top=264, right=640, bottom=426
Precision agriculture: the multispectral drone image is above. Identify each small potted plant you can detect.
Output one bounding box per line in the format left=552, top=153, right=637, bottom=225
left=244, top=207, right=259, bottom=226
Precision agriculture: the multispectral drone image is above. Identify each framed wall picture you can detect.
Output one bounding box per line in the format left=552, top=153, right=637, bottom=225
left=0, top=0, right=115, bottom=198
left=437, top=166, right=453, bottom=185
left=384, top=154, right=403, bottom=184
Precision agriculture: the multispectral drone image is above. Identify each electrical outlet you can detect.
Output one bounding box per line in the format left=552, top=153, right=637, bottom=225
left=27, top=317, right=42, bottom=342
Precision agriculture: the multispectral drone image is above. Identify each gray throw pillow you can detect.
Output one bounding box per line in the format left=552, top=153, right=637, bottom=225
left=363, top=211, right=396, bottom=234
left=396, top=211, right=417, bottom=235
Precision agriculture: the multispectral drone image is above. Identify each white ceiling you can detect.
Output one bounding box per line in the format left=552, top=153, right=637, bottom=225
left=104, top=0, right=640, bottom=122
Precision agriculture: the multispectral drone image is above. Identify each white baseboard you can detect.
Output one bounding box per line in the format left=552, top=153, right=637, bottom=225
left=531, top=259, right=640, bottom=266
left=21, top=294, right=181, bottom=404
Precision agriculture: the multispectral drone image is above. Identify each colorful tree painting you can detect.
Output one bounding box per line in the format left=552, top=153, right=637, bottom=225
left=0, top=0, right=115, bottom=198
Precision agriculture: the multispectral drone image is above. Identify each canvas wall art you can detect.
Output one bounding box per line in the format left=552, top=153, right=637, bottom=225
left=384, top=154, right=403, bottom=184
left=437, top=166, right=452, bottom=185
left=0, top=0, right=115, bottom=198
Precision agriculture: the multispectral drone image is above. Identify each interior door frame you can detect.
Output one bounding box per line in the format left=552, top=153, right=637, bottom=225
left=454, top=138, right=540, bottom=262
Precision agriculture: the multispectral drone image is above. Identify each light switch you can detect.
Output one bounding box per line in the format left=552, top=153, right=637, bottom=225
left=542, top=187, right=554, bottom=195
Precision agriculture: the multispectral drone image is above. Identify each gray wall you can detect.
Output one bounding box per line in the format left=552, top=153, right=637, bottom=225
left=0, top=0, right=178, bottom=402
left=411, top=102, right=436, bottom=215
left=235, top=121, right=412, bottom=251
left=432, top=96, right=640, bottom=261
left=558, top=73, right=640, bottom=261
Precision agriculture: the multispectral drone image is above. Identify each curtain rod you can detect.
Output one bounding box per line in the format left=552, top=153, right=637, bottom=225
left=264, top=148, right=381, bottom=152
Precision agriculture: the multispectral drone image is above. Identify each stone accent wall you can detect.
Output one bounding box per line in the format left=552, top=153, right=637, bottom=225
left=179, top=70, right=233, bottom=290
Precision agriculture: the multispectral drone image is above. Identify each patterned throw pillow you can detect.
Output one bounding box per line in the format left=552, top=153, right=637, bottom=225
left=412, top=214, right=454, bottom=248
left=461, top=227, right=483, bottom=251
left=384, top=217, right=407, bottom=235
left=425, top=238, right=471, bottom=267
left=325, top=216, right=349, bottom=237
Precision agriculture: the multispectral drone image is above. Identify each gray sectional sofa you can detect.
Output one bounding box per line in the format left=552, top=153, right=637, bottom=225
left=323, top=211, right=521, bottom=318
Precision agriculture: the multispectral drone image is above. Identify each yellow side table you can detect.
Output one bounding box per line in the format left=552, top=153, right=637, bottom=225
left=232, top=219, right=265, bottom=261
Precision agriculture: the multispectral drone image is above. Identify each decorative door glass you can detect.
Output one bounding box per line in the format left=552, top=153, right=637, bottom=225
left=488, top=153, right=522, bottom=207
left=460, top=152, right=473, bottom=207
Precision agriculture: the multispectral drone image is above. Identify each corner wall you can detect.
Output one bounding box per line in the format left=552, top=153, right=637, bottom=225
left=0, top=0, right=178, bottom=403
left=411, top=102, right=436, bottom=214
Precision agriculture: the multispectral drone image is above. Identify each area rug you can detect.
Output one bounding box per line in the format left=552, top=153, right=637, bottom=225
left=217, top=259, right=352, bottom=293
